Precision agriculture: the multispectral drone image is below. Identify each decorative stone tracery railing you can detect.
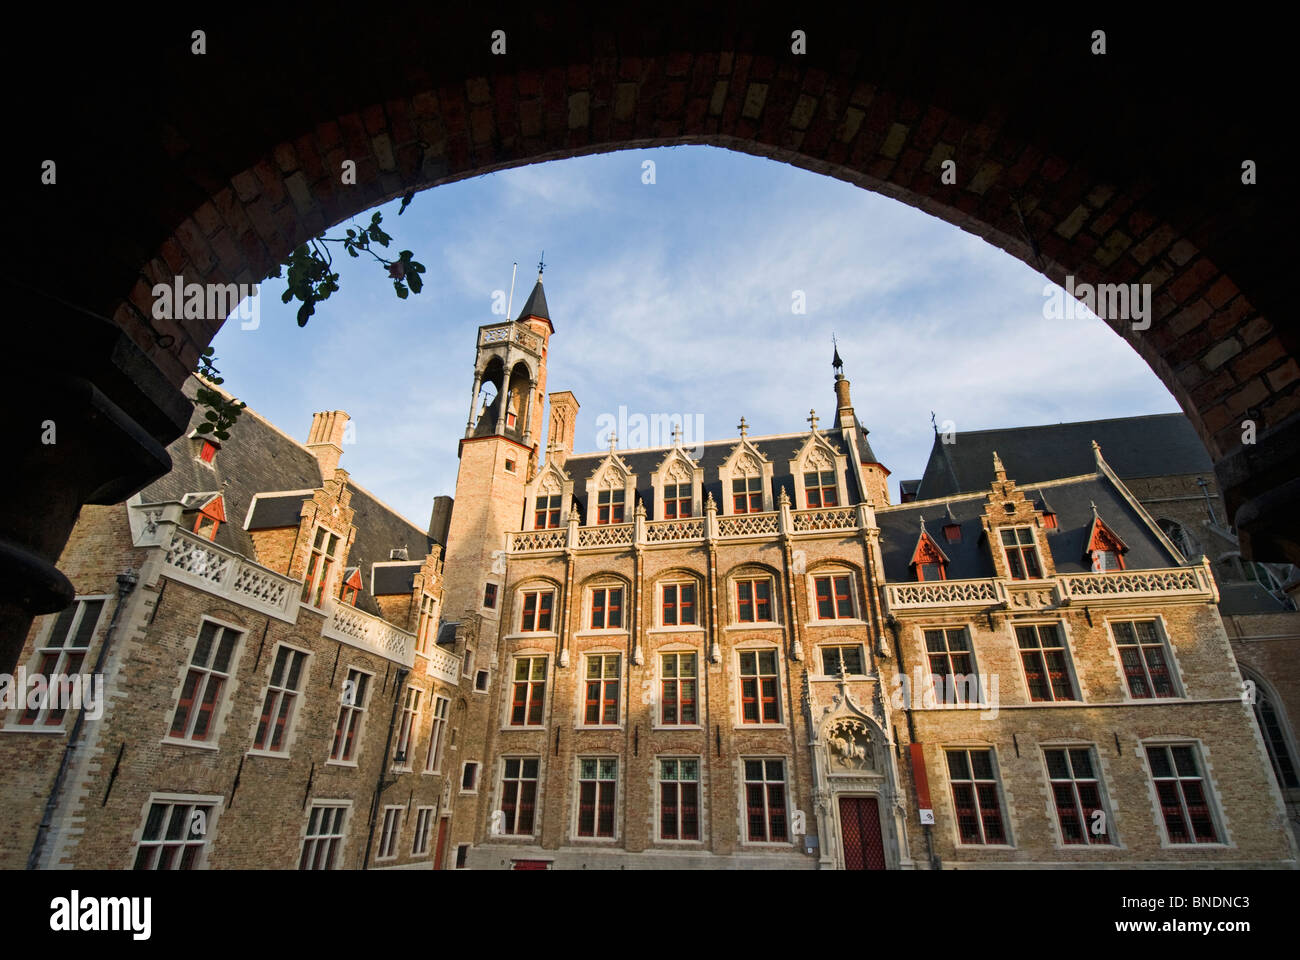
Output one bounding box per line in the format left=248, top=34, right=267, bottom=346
left=424, top=645, right=462, bottom=684
left=884, top=563, right=1219, bottom=614
left=507, top=503, right=870, bottom=555
left=322, top=598, right=416, bottom=668
left=157, top=526, right=299, bottom=622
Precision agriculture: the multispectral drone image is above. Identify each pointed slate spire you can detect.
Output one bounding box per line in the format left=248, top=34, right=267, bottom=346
left=832, top=334, right=844, bottom=378
left=515, top=253, right=552, bottom=331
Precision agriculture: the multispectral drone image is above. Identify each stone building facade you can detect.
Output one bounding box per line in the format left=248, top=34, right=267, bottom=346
left=2, top=272, right=1295, bottom=870
left=0, top=384, right=464, bottom=870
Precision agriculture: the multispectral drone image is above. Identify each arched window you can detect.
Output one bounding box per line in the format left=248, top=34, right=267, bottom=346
left=1244, top=669, right=1299, bottom=791
left=1156, top=518, right=1202, bottom=560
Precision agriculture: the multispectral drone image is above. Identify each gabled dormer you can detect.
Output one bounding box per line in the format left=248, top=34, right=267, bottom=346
left=584, top=445, right=636, bottom=526
left=789, top=414, right=849, bottom=510
left=981, top=452, right=1056, bottom=581
left=181, top=491, right=225, bottom=541
left=1084, top=502, right=1129, bottom=572
left=528, top=460, right=574, bottom=530
left=719, top=422, right=774, bottom=516
left=652, top=437, right=703, bottom=520
left=340, top=566, right=363, bottom=605
left=909, top=516, right=950, bottom=581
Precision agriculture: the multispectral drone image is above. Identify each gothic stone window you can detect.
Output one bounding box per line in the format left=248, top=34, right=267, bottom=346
left=924, top=627, right=978, bottom=705
left=510, top=656, right=548, bottom=726
left=735, top=577, right=775, bottom=623
left=743, top=758, right=789, bottom=843
left=1145, top=744, right=1221, bottom=844
left=660, top=652, right=698, bottom=725
left=588, top=586, right=624, bottom=629
left=1015, top=623, right=1078, bottom=702
left=302, top=527, right=342, bottom=607
left=661, top=581, right=698, bottom=626
left=812, top=572, right=855, bottom=619
left=20, top=597, right=104, bottom=727
left=659, top=758, right=701, bottom=841
left=133, top=796, right=218, bottom=870
left=597, top=487, right=625, bottom=524
left=738, top=649, right=781, bottom=724
left=535, top=493, right=562, bottom=529
left=1000, top=527, right=1043, bottom=580
left=946, top=748, right=1008, bottom=845
left=576, top=757, right=618, bottom=838
left=1044, top=747, right=1113, bottom=845
left=169, top=619, right=241, bottom=744
left=804, top=470, right=838, bottom=508
left=500, top=757, right=540, bottom=835
left=583, top=653, right=621, bottom=725
left=252, top=644, right=309, bottom=753
left=1111, top=620, right=1178, bottom=699
left=519, top=589, right=555, bottom=632
left=819, top=643, right=865, bottom=677
left=330, top=668, right=371, bottom=763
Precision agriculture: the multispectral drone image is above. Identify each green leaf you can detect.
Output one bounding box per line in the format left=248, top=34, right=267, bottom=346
left=398, top=190, right=415, bottom=215
left=394, top=282, right=408, bottom=299
left=196, top=422, right=213, bottom=434
left=408, top=272, right=422, bottom=294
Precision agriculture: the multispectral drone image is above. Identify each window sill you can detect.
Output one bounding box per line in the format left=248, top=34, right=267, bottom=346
left=499, top=724, right=548, bottom=732
left=956, top=843, right=1017, bottom=850
left=734, top=723, right=787, bottom=731
left=504, top=632, right=559, bottom=642
left=575, top=724, right=625, bottom=732
left=160, top=736, right=220, bottom=751
left=325, top=759, right=359, bottom=769
left=651, top=724, right=703, bottom=732
left=246, top=748, right=292, bottom=760
left=646, top=626, right=705, bottom=635
left=724, top=623, right=783, bottom=631
left=569, top=836, right=620, bottom=844
left=572, top=629, right=630, bottom=638
left=0, top=723, right=67, bottom=735
left=804, top=619, right=866, bottom=627
left=809, top=674, right=875, bottom=682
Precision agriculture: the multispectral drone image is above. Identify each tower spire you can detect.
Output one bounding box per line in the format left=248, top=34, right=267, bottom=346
left=832, top=333, right=844, bottom=379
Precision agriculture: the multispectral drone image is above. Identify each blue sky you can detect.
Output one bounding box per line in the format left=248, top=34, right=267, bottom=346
left=210, top=144, right=1178, bottom=529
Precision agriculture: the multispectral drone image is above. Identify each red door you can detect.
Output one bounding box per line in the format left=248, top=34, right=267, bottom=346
left=433, top=817, right=450, bottom=870
left=839, top=797, right=887, bottom=869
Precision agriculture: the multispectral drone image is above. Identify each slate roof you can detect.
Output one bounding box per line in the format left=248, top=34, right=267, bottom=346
left=561, top=430, right=865, bottom=521
left=915, top=413, right=1213, bottom=500
left=372, top=560, right=426, bottom=597
left=140, top=376, right=432, bottom=619
left=876, top=472, right=1181, bottom=582
left=516, top=278, right=550, bottom=325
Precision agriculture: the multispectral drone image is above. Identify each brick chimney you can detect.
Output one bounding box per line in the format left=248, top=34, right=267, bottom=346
left=306, top=410, right=350, bottom=480
left=546, top=391, right=579, bottom=463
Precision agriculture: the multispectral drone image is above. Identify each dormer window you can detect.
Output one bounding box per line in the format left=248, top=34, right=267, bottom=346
left=506, top=412, right=517, bottom=430
left=597, top=489, right=625, bottom=525
left=1085, top=510, right=1128, bottom=572
left=733, top=477, right=762, bottom=514
left=340, top=568, right=362, bottom=606
left=911, top=520, right=950, bottom=582
left=188, top=494, right=225, bottom=542
left=1000, top=527, right=1043, bottom=580
left=917, top=561, right=945, bottom=581
left=664, top=483, right=692, bottom=519
left=199, top=440, right=218, bottom=465
left=804, top=471, right=838, bottom=508
left=302, top=527, right=342, bottom=607
left=535, top=494, right=562, bottom=529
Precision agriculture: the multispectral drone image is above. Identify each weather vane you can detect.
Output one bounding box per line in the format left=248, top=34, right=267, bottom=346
left=537, top=251, right=546, bottom=277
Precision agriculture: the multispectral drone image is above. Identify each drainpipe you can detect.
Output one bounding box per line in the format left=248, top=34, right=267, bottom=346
left=28, top=569, right=138, bottom=870
left=363, top=666, right=409, bottom=868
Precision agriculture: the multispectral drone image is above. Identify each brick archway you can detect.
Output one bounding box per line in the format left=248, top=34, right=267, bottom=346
left=5, top=6, right=1295, bottom=657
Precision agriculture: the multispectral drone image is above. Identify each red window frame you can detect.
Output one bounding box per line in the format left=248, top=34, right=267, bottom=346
left=735, top=578, right=774, bottom=623
left=577, top=758, right=618, bottom=838
left=732, top=476, right=762, bottom=513
left=924, top=627, right=977, bottom=704
left=330, top=669, right=370, bottom=762
left=803, top=470, right=838, bottom=508
left=500, top=757, right=540, bottom=835
left=199, top=440, right=217, bottom=464
left=301, top=527, right=341, bottom=606
left=520, top=590, right=554, bottom=632
left=743, top=758, right=788, bottom=842
left=253, top=645, right=307, bottom=752
left=663, top=482, right=692, bottom=519
left=739, top=649, right=780, bottom=724
left=589, top=587, right=623, bottom=629
left=1015, top=623, right=1077, bottom=702
left=1112, top=620, right=1176, bottom=699
left=483, top=582, right=498, bottom=609
left=1146, top=745, right=1219, bottom=843
left=1000, top=527, right=1043, bottom=580
left=659, top=758, right=700, bottom=840
left=169, top=620, right=239, bottom=742
left=660, top=652, right=698, bottom=725
left=1045, top=748, right=1112, bottom=845
left=583, top=654, right=621, bottom=725
left=946, top=748, right=1007, bottom=845
left=813, top=574, right=854, bottom=619
left=510, top=656, right=547, bottom=726
left=597, top=488, right=625, bottom=525
left=661, top=582, right=697, bottom=626
left=534, top=494, right=562, bottom=529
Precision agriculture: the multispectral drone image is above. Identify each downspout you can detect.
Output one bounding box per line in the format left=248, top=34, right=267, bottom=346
left=28, top=569, right=138, bottom=870
left=363, top=666, right=409, bottom=868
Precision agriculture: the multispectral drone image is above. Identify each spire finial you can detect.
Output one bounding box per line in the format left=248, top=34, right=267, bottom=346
left=671, top=423, right=683, bottom=445
left=737, top=416, right=749, bottom=438
left=992, top=450, right=1006, bottom=480
left=931, top=410, right=938, bottom=433
left=608, top=431, right=618, bottom=454
left=537, top=251, right=545, bottom=280
left=832, top=334, right=844, bottom=377
left=807, top=409, right=819, bottom=431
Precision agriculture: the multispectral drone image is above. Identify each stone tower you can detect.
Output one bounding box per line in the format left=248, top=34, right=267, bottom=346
left=440, top=267, right=554, bottom=625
